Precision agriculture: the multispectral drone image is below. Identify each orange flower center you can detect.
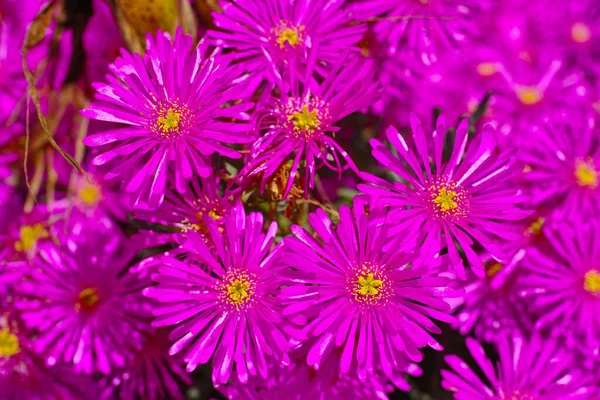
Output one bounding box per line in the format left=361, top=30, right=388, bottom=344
left=571, top=22, right=591, bottom=43
left=78, top=287, right=100, bottom=310
left=516, top=86, right=543, bottom=105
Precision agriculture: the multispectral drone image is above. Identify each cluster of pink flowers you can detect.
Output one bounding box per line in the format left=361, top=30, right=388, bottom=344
left=1, top=0, right=600, bottom=399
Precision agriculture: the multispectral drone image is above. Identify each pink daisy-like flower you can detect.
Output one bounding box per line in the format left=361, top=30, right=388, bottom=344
left=100, top=328, right=192, bottom=400
left=352, top=0, right=488, bottom=64
left=519, top=115, right=600, bottom=222
left=442, top=334, right=599, bottom=399
left=491, top=60, right=590, bottom=148
left=519, top=221, right=600, bottom=359
left=238, top=54, right=379, bottom=199
left=208, top=0, right=364, bottom=83
left=144, top=204, right=292, bottom=384
left=282, top=201, right=459, bottom=379
left=52, top=160, right=131, bottom=221
left=14, top=227, right=152, bottom=374
left=81, top=28, right=254, bottom=208
left=450, top=249, right=533, bottom=342
left=525, top=1, right=600, bottom=73
left=359, top=114, right=529, bottom=279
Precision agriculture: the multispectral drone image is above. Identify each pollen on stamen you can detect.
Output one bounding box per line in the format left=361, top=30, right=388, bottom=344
left=429, top=182, right=469, bottom=220
left=434, top=188, right=458, bottom=212
left=347, top=262, right=391, bottom=307
left=584, top=270, right=600, bottom=295
left=281, top=98, right=330, bottom=140
left=516, top=86, right=543, bottom=105
left=0, top=328, right=20, bottom=358
left=575, top=158, right=598, bottom=188
left=217, top=270, right=257, bottom=311
left=272, top=21, right=304, bottom=49
left=150, top=101, right=192, bottom=139
left=292, top=105, right=320, bottom=132
left=158, top=109, right=182, bottom=133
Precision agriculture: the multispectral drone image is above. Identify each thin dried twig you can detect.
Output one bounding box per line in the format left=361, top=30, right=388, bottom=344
left=21, top=1, right=89, bottom=185
left=23, top=92, right=37, bottom=206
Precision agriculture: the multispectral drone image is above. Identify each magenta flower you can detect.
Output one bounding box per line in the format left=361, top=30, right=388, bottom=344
left=238, top=54, right=379, bottom=199
left=450, top=249, right=534, bottom=342
left=525, top=1, right=600, bottom=73
left=402, top=49, right=500, bottom=130
left=352, top=0, right=488, bottom=64
left=14, top=229, right=152, bottom=374
left=82, top=28, right=254, bottom=208
left=519, top=221, right=600, bottom=359
left=51, top=162, right=132, bottom=221
left=442, top=334, right=599, bottom=399
left=519, top=115, right=600, bottom=222
left=282, top=201, right=458, bottom=379
left=144, top=204, right=292, bottom=384
left=100, top=328, right=192, bottom=400
left=491, top=60, right=590, bottom=148
left=208, top=0, right=364, bottom=82
left=359, top=114, right=529, bottom=279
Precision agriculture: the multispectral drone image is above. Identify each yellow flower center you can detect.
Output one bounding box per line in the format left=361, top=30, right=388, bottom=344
left=277, top=28, right=299, bottom=48
left=486, top=263, right=503, bottom=278
left=571, top=22, right=591, bottom=43
left=208, top=209, right=222, bottom=220
left=433, top=188, right=458, bottom=212
left=349, top=263, right=391, bottom=307
left=15, top=224, right=49, bottom=252
left=272, top=21, right=304, bottom=50
left=575, top=159, right=598, bottom=188
left=526, top=217, right=545, bottom=236
left=79, top=183, right=101, bottom=206
left=218, top=271, right=256, bottom=310
left=292, top=105, right=320, bottom=132
left=158, top=108, right=182, bottom=134
left=78, top=288, right=99, bottom=309
left=476, top=62, right=497, bottom=76
left=356, top=273, right=383, bottom=296
left=516, top=86, right=543, bottom=105
left=584, top=270, right=600, bottom=294
left=0, top=328, right=20, bottom=358
left=227, top=279, right=250, bottom=302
